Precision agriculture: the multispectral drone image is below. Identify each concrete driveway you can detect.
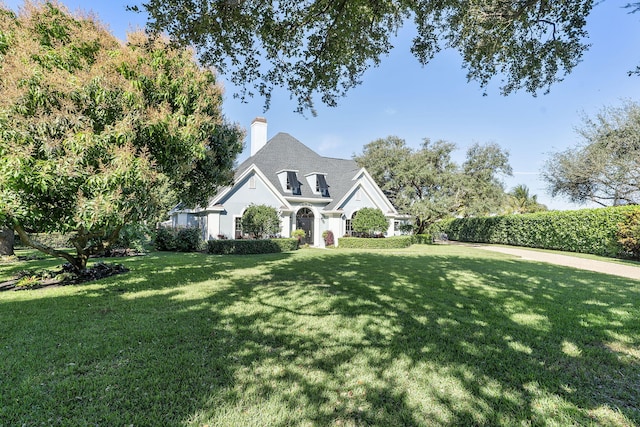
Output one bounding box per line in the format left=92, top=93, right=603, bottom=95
left=467, top=244, right=640, bottom=281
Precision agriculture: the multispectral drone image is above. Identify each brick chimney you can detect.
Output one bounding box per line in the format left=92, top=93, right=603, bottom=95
left=250, top=117, right=268, bottom=156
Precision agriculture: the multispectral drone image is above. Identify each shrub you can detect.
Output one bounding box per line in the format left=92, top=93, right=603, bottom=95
left=413, top=234, right=435, bottom=244
left=338, top=236, right=413, bottom=249
left=291, top=229, right=306, bottom=242
left=112, top=223, right=151, bottom=253
left=174, top=228, right=203, bottom=252
left=154, top=227, right=203, bottom=252
left=241, top=204, right=280, bottom=238
left=440, top=206, right=640, bottom=257
left=154, top=227, right=177, bottom=251
left=617, top=209, right=640, bottom=259
left=352, top=208, right=389, bottom=236
left=207, top=238, right=298, bottom=255
left=322, top=230, right=335, bottom=246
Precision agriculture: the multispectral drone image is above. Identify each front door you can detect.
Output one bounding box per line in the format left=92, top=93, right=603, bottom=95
left=296, top=208, right=314, bottom=245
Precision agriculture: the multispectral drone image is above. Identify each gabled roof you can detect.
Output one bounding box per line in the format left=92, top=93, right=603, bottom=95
left=235, top=132, right=362, bottom=210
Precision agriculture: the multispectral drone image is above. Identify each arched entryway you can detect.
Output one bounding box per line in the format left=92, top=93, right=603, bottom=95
left=296, top=208, right=314, bottom=245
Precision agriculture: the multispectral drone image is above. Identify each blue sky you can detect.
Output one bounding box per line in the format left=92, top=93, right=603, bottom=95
left=5, top=1, right=640, bottom=210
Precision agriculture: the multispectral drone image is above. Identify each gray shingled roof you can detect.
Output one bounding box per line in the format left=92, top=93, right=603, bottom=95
left=235, top=132, right=361, bottom=210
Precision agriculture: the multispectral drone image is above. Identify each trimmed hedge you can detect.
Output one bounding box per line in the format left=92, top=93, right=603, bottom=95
left=16, top=233, right=70, bottom=249
left=207, top=238, right=298, bottom=255
left=338, top=235, right=414, bottom=249
left=439, top=206, right=640, bottom=257
left=413, top=234, right=435, bottom=245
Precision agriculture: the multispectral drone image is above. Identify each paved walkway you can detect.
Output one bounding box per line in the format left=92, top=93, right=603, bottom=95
left=458, top=243, right=640, bottom=281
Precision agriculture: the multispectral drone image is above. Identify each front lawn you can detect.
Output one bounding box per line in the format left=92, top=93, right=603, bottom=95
left=1, top=246, right=638, bottom=426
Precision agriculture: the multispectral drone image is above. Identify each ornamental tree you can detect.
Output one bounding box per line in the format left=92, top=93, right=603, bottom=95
left=352, top=208, right=389, bottom=237
left=241, top=204, right=281, bottom=239
left=0, top=2, right=243, bottom=271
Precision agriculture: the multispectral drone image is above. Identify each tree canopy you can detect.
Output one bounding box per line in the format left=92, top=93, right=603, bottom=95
left=139, top=0, right=599, bottom=113
left=0, top=2, right=243, bottom=270
left=542, top=101, right=640, bottom=207
left=354, top=136, right=511, bottom=233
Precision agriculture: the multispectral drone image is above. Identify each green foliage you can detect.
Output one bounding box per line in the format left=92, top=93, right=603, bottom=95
left=154, top=228, right=176, bottom=252
left=617, top=209, right=640, bottom=259
left=0, top=3, right=242, bottom=270
left=351, top=208, right=389, bottom=237
left=355, top=137, right=511, bottom=233
left=291, top=229, right=306, bottom=242
left=338, top=236, right=413, bottom=249
left=112, top=223, right=152, bottom=253
left=207, top=238, right=298, bottom=255
left=241, top=204, right=281, bottom=239
left=504, top=184, right=548, bottom=214
left=142, top=1, right=593, bottom=113
left=15, top=275, right=40, bottom=288
left=412, top=234, right=435, bottom=245
left=154, top=227, right=203, bottom=252
left=543, top=101, right=640, bottom=206
left=441, top=206, right=640, bottom=257
left=322, top=230, right=335, bottom=246
left=458, top=142, right=512, bottom=217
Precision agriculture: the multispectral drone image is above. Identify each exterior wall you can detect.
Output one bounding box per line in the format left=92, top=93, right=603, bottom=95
left=216, top=172, right=288, bottom=239
left=339, top=186, right=381, bottom=222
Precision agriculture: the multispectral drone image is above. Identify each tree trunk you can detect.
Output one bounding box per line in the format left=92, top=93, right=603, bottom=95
left=0, top=227, right=15, bottom=256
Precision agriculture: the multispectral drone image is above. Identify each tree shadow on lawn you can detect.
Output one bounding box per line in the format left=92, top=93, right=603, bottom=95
left=1, top=248, right=638, bottom=426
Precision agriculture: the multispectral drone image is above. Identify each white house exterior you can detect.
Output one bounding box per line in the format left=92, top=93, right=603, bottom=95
left=169, top=118, right=401, bottom=247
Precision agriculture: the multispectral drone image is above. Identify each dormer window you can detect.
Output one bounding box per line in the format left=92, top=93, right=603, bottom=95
left=305, top=172, right=330, bottom=197
left=316, top=174, right=330, bottom=197
left=286, top=171, right=301, bottom=195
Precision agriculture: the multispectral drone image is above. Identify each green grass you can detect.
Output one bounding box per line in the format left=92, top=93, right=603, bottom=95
left=1, top=246, right=639, bottom=426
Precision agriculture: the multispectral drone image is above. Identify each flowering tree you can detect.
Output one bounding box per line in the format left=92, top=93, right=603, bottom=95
left=0, top=2, right=243, bottom=271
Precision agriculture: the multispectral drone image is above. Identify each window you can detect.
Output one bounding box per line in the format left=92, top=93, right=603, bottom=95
left=345, top=219, right=353, bottom=236
left=286, top=171, right=301, bottom=195
left=235, top=217, right=243, bottom=239
left=249, top=175, right=256, bottom=189
left=316, top=174, right=330, bottom=197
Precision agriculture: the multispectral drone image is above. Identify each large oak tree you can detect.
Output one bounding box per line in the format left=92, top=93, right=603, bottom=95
left=0, top=2, right=243, bottom=271
left=354, top=136, right=511, bottom=233
left=139, top=0, right=604, bottom=113
left=543, top=101, right=640, bottom=206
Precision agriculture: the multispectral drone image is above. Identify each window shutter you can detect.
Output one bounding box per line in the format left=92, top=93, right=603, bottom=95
left=287, top=171, right=301, bottom=195
left=317, top=174, right=330, bottom=197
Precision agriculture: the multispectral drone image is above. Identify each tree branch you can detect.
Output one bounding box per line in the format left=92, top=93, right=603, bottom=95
left=12, top=221, right=78, bottom=266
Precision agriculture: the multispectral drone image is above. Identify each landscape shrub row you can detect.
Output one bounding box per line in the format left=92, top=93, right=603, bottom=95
left=436, top=206, right=640, bottom=257
left=338, top=235, right=414, bottom=249
left=16, top=233, right=70, bottom=249
left=207, top=238, right=299, bottom=255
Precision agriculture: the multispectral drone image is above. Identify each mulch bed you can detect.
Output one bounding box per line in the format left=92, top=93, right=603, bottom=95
left=0, top=262, right=130, bottom=291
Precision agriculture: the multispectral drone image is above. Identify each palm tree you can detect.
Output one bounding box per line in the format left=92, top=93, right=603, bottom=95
left=506, top=185, right=547, bottom=214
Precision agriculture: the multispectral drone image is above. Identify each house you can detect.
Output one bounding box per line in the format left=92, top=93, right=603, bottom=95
left=169, top=117, right=401, bottom=247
